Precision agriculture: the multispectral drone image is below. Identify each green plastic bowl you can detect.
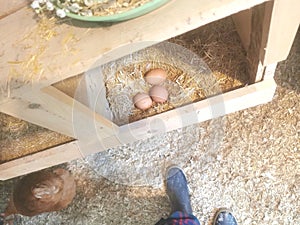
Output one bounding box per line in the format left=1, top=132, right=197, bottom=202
left=60, top=0, right=171, bottom=22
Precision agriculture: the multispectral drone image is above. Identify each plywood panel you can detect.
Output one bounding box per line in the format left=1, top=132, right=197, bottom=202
left=0, top=0, right=267, bottom=96
left=232, top=9, right=252, bottom=50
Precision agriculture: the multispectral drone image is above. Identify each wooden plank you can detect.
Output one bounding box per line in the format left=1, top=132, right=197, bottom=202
left=0, top=141, right=82, bottom=180
left=0, top=86, right=118, bottom=138
left=232, top=9, right=252, bottom=51
left=42, top=86, right=118, bottom=140
left=0, top=95, right=76, bottom=138
left=0, top=78, right=277, bottom=178
left=0, top=0, right=267, bottom=95
left=0, top=0, right=29, bottom=19
left=42, top=77, right=276, bottom=155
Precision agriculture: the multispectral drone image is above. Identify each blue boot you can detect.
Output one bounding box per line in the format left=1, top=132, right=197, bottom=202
left=166, top=166, right=193, bottom=215
left=213, top=208, right=238, bottom=225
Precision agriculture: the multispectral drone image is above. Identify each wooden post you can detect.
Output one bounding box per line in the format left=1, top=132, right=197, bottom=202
left=247, top=0, right=300, bottom=83
left=262, top=0, right=300, bottom=66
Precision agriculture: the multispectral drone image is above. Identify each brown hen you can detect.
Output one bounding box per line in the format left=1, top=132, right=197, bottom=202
left=0, top=168, right=76, bottom=224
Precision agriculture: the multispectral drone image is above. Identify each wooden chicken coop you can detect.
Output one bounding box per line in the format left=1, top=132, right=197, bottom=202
left=0, top=0, right=299, bottom=180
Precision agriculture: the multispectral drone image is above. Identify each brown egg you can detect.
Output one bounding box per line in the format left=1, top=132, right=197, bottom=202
left=149, top=85, right=169, bottom=103
left=144, top=68, right=167, bottom=85
left=133, top=93, right=153, bottom=110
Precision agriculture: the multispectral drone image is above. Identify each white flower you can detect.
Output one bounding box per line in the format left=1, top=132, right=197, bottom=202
left=85, top=10, right=93, bottom=16
left=31, top=0, right=40, bottom=9
left=46, top=1, right=54, bottom=11
left=68, top=3, right=81, bottom=13
left=38, top=0, right=46, bottom=3
left=81, top=10, right=93, bottom=16
left=84, top=0, right=95, bottom=7
left=56, top=9, right=66, bottom=18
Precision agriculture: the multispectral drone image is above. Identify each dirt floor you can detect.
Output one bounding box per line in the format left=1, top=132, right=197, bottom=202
left=0, top=25, right=299, bottom=225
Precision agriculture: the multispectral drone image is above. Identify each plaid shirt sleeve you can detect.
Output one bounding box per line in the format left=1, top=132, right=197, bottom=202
left=155, top=211, right=201, bottom=225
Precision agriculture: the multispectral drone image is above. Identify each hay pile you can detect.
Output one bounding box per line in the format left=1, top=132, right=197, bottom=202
left=0, top=113, right=73, bottom=163
left=169, top=17, right=249, bottom=88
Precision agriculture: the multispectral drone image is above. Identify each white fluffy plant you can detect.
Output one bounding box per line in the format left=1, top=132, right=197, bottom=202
left=31, top=0, right=67, bottom=18
left=30, top=0, right=103, bottom=18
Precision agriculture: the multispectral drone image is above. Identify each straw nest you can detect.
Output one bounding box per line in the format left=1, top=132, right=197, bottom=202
left=102, top=17, right=248, bottom=125
left=103, top=43, right=219, bottom=125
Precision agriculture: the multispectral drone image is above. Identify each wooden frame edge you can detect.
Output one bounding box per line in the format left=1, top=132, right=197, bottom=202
left=0, top=141, right=82, bottom=180
left=0, top=78, right=277, bottom=180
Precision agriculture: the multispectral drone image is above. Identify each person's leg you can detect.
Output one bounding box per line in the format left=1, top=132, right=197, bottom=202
left=155, top=166, right=200, bottom=225
left=212, top=208, right=238, bottom=225
left=166, top=166, right=193, bottom=214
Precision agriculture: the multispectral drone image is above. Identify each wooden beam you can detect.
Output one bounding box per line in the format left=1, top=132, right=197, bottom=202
left=262, top=63, right=278, bottom=80
left=0, top=96, right=76, bottom=138
left=41, top=78, right=276, bottom=155
left=42, top=86, right=118, bottom=140
left=0, top=85, right=118, bottom=138
left=0, top=141, right=82, bottom=180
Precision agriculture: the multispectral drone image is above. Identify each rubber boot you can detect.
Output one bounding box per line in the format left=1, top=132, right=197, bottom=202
left=166, top=166, right=193, bottom=215
left=213, top=208, right=238, bottom=225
